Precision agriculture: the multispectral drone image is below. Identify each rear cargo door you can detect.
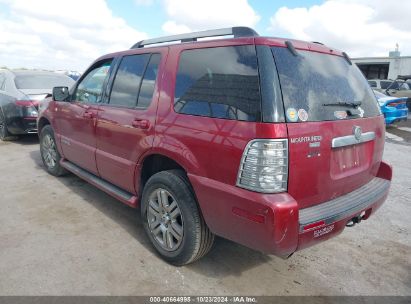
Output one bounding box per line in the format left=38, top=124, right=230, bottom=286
left=271, top=47, right=385, bottom=209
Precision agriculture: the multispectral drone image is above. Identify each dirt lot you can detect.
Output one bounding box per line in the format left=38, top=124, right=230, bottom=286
left=0, top=121, right=410, bottom=296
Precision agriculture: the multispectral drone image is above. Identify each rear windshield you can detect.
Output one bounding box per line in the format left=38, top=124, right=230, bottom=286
left=272, top=47, right=380, bottom=122
left=14, top=74, right=74, bottom=90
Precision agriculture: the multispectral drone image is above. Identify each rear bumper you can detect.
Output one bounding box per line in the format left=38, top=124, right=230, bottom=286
left=189, top=161, right=392, bottom=257
left=7, top=116, right=38, bottom=135
left=384, top=108, right=408, bottom=124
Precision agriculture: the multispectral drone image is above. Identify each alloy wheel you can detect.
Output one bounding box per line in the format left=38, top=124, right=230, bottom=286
left=147, top=188, right=184, bottom=252
left=0, top=113, right=5, bottom=139
left=41, top=134, right=58, bottom=169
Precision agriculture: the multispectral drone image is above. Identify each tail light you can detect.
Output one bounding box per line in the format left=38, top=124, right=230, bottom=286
left=386, top=101, right=405, bottom=108
left=237, top=139, right=288, bottom=193
left=15, top=100, right=38, bottom=118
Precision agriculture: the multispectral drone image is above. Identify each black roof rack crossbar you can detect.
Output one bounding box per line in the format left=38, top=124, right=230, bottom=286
left=131, top=26, right=259, bottom=49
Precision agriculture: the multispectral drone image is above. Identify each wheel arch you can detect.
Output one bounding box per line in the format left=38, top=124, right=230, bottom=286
left=37, top=116, right=51, bottom=134
left=138, top=153, right=187, bottom=194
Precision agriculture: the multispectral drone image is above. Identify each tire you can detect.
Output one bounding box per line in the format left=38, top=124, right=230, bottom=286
left=141, top=170, right=214, bottom=266
left=0, top=109, right=17, bottom=141
left=39, top=125, right=67, bottom=176
left=407, top=98, right=411, bottom=111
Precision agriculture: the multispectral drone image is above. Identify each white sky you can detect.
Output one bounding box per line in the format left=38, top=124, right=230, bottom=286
left=0, top=0, right=410, bottom=72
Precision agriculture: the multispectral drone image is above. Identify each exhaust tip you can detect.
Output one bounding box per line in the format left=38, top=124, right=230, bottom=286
left=346, top=211, right=366, bottom=227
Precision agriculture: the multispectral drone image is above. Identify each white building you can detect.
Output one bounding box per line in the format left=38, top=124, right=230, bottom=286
left=352, top=48, right=411, bottom=80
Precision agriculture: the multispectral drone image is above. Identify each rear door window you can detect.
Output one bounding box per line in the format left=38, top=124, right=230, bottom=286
left=109, top=54, right=150, bottom=108
left=174, top=45, right=261, bottom=122
left=272, top=47, right=381, bottom=122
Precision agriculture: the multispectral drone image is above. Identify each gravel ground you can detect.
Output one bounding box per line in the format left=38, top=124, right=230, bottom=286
left=0, top=126, right=410, bottom=296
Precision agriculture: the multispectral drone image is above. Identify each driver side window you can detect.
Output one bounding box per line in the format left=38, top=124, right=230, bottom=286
left=74, top=60, right=112, bottom=103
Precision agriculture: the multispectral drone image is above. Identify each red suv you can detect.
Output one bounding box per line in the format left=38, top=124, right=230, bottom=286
left=37, top=27, right=392, bottom=265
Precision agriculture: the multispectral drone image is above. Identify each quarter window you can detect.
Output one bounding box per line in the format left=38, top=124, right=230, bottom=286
left=75, top=60, right=112, bottom=103
left=174, top=46, right=261, bottom=122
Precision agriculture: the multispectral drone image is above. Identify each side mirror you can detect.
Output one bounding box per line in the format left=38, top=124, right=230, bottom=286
left=52, top=86, right=70, bottom=102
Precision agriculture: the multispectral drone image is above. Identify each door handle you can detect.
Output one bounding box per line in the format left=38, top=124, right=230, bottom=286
left=83, top=111, right=94, bottom=119
left=132, top=119, right=150, bottom=129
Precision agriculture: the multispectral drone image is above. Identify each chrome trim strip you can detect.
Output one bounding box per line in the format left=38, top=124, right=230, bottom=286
left=331, top=131, right=375, bottom=148
left=299, top=177, right=390, bottom=232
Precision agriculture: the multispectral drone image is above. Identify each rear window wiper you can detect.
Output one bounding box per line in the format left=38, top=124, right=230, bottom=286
left=322, top=101, right=362, bottom=108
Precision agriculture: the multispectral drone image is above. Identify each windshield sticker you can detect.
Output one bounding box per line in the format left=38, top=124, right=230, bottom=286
left=334, top=111, right=347, bottom=119
left=286, top=108, right=298, bottom=122
left=298, top=109, right=308, bottom=121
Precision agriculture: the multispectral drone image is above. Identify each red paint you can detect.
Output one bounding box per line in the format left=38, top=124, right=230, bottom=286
left=232, top=207, right=266, bottom=224
left=286, top=117, right=385, bottom=209
left=38, top=36, right=392, bottom=258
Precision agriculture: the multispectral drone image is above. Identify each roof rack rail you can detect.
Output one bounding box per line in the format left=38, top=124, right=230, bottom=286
left=130, top=26, right=259, bottom=49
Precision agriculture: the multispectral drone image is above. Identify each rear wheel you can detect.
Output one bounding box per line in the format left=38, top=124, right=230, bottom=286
left=39, top=125, right=67, bottom=176
left=141, top=170, right=214, bottom=265
left=0, top=110, right=16, bottom=141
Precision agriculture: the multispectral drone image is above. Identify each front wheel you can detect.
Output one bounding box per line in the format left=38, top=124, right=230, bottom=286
left=39, top=125, right=67, bottom=176
left=141, top=170, right=214, bottom=266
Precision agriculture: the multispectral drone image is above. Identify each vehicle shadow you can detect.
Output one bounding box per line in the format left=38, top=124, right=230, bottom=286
left=28, top=149, right=274, bottom=277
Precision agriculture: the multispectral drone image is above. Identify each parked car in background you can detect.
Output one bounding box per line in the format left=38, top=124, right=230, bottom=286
left=385, top=75, right=411, bottom=111
left=373, top=90, right=408, bottom=125
left=0, top=70, right=74, bottom=141
left=38, top=27, right=392, bottom=265
left=368, top=79, right=393, bottom=92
